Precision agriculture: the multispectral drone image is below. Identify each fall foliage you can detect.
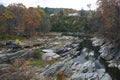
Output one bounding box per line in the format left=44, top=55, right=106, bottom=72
left=0, top=3, right=45, bottom=39
left=97, top=0, right=120, bottom=45
left=0, top=1, right=120, bottom=45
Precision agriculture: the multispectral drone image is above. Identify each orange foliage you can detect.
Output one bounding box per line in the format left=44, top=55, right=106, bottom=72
left=97, top=0, right=120, bottom=42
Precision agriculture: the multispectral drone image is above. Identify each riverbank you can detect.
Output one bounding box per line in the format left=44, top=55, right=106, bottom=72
left=91, top=37, right=120, bottom=69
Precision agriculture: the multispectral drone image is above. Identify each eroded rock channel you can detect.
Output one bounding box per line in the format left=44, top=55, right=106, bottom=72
left=0, top=35, right=120, bottom=80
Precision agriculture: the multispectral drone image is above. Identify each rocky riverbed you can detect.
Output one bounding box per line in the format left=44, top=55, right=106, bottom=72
left=0, top=35, right=120, bottom=80
left=34, top=36, right=113, bottom=80
left=0, top=36, right=75, bottom=63
left=91, top=37, right=120, bottom=70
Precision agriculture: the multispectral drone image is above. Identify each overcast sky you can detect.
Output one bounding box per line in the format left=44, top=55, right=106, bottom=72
left=0, top=0, right=97, bottom=10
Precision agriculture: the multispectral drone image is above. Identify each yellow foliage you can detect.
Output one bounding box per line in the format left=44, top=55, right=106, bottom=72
left=15, top=39, right=22, bottom=44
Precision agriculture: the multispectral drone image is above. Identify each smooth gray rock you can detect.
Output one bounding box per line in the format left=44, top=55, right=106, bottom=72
left=118, top=65, right=120, bottom=70
left=100, top=45, right=113, bottom=60
left=0, top=49, right=34, bottom=63
left=91, top=37, right=104, bottom=46
left=42, top=52, right=60, bottom=61
left=42, top=49, right=54, bottom=53
left=70, top=72, right=98, bottom=80
left=42, top=49, right=60, bottom=61
left=43, top=62, right=64, bottom=76
left=101, top=74, right=112, bottom=80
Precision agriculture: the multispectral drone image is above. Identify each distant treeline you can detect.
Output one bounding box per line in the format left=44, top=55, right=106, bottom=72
left=45, top=0, right=120, bottom=46
left=0, top=0, right=120, bottom=46
left=0, top=3, right=46, bottom=39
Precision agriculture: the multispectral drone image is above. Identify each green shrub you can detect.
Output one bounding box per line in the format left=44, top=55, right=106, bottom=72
left=29, top=60, right=44, bottom=67
left=33, top=49, right=42, bottom=59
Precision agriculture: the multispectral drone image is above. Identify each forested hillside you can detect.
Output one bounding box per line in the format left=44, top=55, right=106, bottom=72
left=0, top=0, right=120, bottom=46
left=0, top=3, right=45, bottom=39
left=97, top=0, right=120, bottom=46
left=44, top=8, right=95, bottom=33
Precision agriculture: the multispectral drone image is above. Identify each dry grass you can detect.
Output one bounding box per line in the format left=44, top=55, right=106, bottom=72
left=56, top=71, right=65, bottom=80
left=0, top=59, right=35, bottom=80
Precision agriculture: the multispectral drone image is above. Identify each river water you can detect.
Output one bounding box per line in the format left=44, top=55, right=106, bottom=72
left=73, top=37, right=120, bottom=80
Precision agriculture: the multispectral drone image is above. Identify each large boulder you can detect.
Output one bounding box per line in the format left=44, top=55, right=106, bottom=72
left=70, top=72, right=98, bottom=80
left=42, top=52, right=60, bottom=61
left=55, top=47, right=70, bottom=55
left=6, top=40, right=21, bottom=50
left=70, top=43, right=79, bottom=48
left=7, top=42, right=21, bottom=49
left=42, top=49, right=60, bottom=61
left=99, top=44, right=118, bottom=60
left=91, top=37, right=104, bottom=46
left=6, top=40, right=13, bottom=45
left=43, top=62, right=64, bottom=77
left=0, top=49, right=34, bottom=63
left=100, top=74, right=112, bottom=80
left=42, top=49, right=54, bottom=53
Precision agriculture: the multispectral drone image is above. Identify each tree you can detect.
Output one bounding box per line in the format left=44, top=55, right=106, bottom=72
left=40, top=15, right=51, bottom=33
left=0, top=5, right=14, bottom=38
left=24, top=7, right=42, bottom=36
left=50, top=9, right=83, bottom=32
left=97, top=0, right=120, bottom=45
left=8, top=3, right=26, bottom=35
left=0, top=3, right=44, bottom=39
left=37, top=6, right=45, bottom=22
left=0, top=5, right=7, bottom=38
left=37, top=6, right=51, bottom=33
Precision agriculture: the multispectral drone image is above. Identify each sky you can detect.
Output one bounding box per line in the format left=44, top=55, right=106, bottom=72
left=0, top=0, right=97, bottom=10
